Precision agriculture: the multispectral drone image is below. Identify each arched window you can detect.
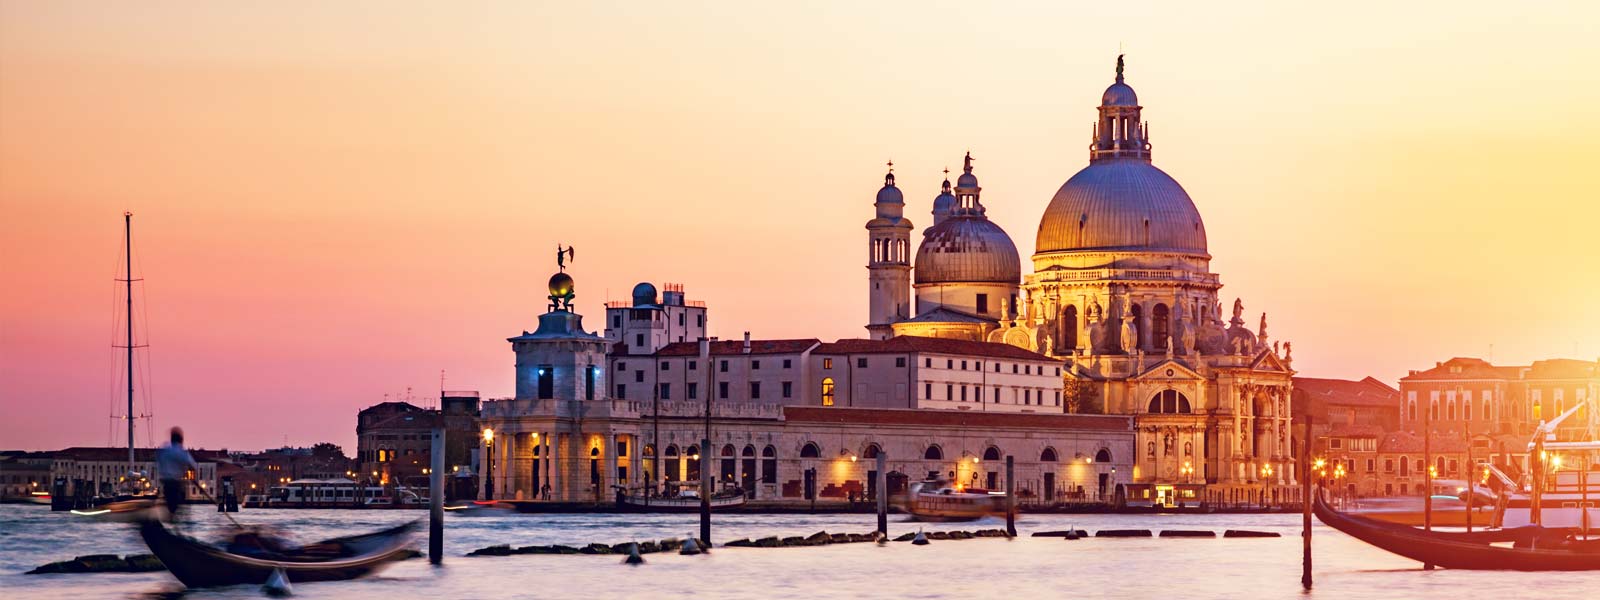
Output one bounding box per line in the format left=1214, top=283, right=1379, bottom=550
left=862, top=443, right=882, bottom=459
left=1061, top=305, right=1078, bottom=351
left=800, top=442, right=820, bottom=458
left=1152, top=303, right=1170, bottom=350
left=1095, top=449, right=1112, bottom=463
left=686, top=444, right=700, bottom=458
left=721, top=444, right=736, bottom=457
left=1040, top=447, right=1058, bottom=462
left=642, top=444, right=654, bottom=457
left=983, top=447, right=1001, bottom=461
left=821, top=378, right=835, bottom=406
left=924, top=445, right=943, bottom=460
left=1147, top=390, right=1192, bottom=414
left=1482, top=399, right=1492, bottom=421
left=761, top=445, right=777, bottom=484
left=665, top=445, right=679, bottom=457
left=742, top=445, right=756, bottom=457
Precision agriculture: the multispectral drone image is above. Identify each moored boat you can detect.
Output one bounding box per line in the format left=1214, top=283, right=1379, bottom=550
left=1314, top=489, right=1600, bottom=570
left=900, top=479, right=1003, bottom=522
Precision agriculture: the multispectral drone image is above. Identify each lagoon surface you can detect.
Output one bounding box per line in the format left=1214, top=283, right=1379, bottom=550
left=3, top=505, right=1596, bottom=599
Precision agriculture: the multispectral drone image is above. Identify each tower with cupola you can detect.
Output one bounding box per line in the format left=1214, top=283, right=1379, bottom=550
left=865, top=163, right=914, bottom=339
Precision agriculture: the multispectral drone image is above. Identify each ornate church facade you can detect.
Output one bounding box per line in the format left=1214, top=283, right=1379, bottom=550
left=865, top=57, right=1298, bottom=506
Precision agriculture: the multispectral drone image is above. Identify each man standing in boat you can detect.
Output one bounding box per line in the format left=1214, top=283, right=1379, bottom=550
left=156, top=427, right=200, bottom=524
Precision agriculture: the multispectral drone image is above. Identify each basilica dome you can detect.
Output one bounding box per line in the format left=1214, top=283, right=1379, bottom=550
left=1035, top=160, right=1207, bottom=255
left=914, top=216, right=1021, bottom=284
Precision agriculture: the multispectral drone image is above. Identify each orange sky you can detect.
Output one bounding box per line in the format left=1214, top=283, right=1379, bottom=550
left=3, top=2, right=1598, bottom=452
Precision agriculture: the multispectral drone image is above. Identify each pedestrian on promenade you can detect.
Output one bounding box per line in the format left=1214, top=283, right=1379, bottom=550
left=157, top=427, right=199, bottom=525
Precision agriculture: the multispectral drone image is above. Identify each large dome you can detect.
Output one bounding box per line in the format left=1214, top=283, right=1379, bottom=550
left=1035, top=159, right=1207, bottom=255
left=915, top=216, right=1021, bottom=284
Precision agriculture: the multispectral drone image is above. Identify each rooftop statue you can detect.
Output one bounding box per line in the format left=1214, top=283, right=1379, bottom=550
left=556, top=245, right=575, bottom=271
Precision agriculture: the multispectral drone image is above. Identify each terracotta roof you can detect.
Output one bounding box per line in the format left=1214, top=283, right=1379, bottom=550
left=893, top=306, right=993, bottom=324
left=784, top=406, right=1130, bottom=431
left=1524, top=358, right=1599, bottom=380
left=1400, top=357, right=1523, bottom=382
left=654, top=339, right=821, bottom=357
left=1377, top=432, right=1469, bottom=454
left=1294, top=376, right=1399, bottom=408
left=1324, top=424, right=1386, bottom=438
left=818, top=336, right=1056, bottom=362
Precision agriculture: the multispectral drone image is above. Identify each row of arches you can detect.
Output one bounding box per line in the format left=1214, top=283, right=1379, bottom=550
left=870, top=237, right=910, bottom=264
left=794, top=441, right=1114, bottom=464
left=1055, top=299, right=1202, bottom=353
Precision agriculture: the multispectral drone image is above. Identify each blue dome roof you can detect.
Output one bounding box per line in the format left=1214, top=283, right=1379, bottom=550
left=1102, top=82, right=1138, bottom=107
left=1035, top=159, right=1207, bottom=255
left=876, top=183, right=903, bottom=205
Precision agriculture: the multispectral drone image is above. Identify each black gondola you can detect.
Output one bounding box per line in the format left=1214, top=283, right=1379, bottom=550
left=137, top=518, right=419, bottom=588
left=1314, top=489, right=1600, bottom=571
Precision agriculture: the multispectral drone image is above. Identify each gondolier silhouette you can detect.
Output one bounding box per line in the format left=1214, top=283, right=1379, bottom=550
left=157, top=427, right=199, bottom=524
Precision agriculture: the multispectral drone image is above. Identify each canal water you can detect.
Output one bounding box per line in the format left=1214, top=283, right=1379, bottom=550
left=3, top=504, right=1596, bottom=599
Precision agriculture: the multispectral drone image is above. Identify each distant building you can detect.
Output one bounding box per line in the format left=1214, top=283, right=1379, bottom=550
left=49, top=447, right=223, bottom=500
left=0, top=451, right=53, bottom=499
left=1293, top=376, right=1399, bottom=497
left=355, top=393, right=480, bottom=500
left=230, top=445, right=356, bottom=497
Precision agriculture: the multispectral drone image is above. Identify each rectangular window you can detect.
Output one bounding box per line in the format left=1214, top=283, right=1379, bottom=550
left=618, top=440, right=629, bottom=458
left=994, top=363, right=1001, bottom=372
left=947, top=359, right=953, bottom=369
left=585, top=365, right=596, bottom=400
left=925, top=358, right=932, bottom=368
left=783, top=359, right=792, bottom=369
left=924, top=383, right=932, bottom=399
left=1366, top=459, right=1375, bottom=472
left=1330, top=439, right=1342, bottom=449
left=720, top=360, right=728, bottom=372
left=1055, top=391, right=1061, bottom=406
left=635, top=333, right=644, bottom=347
left=689, top=360, right=697, bottom=370
left=1025, top=389, right=1031, bottom=404
left=1025, top=365, right=1032, bottom=375
left=782, top=381, right=793, bottom=398
left=946, top=384, right=953, bottom=400
left=719, top=382, right=729, bottom=399
left=824, top=358, right=834, bottom=369
left=752, top=360, right=761, bottom=370
left=660, top=361, right=669, bottom=371
left=1056, top=367, right=1061, bottom=376
left=976, top=293, right=988, bottom=314
left=660, top=383, right=671, bottom=400
left=696, top=314, right=704, bottom=327
left=857, top=357, right=867, bottom=368
left=688, top=382, right=698, bottom=399
left=994, top=387, right=1001, bottom=403
left=634, top=370, right=644, bottom=383
left=678, top=313, right=685, bottom=326
left=960, top=386, right=967, bottom=402
left=961, top=360, right=968, bottom=370
left=537, top=365, right=554, bottom=399
left=750, top=382, right=761, bottom=399
left=616, top=384, right=626, bottom=399
left=1013, top=364, right=1019, bottom=374
left=896, top=357, right=906, bottom=368
left=611, top=315, right=621, bottom=328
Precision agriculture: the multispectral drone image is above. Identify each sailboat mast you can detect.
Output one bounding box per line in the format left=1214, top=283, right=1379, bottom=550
left=125, top=212, right=135, bottom=470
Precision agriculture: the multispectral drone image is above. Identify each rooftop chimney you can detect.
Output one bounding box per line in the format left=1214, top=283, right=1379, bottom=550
left=743, top=331, right=751, bottom=354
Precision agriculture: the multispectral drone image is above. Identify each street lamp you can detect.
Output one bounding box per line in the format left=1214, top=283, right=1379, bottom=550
left=483, top=428, right=496, bottom=500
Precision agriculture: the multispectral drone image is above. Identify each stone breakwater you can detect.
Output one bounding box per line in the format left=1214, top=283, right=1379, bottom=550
left=467, top=529, right=1017, bottom=556
left=27, top=554, right=166, bottom=574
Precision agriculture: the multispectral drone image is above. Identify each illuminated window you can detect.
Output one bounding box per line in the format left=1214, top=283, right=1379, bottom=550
left=823, top=358, right=833, bottom=369
left=821, top=378, right=835, bottom=406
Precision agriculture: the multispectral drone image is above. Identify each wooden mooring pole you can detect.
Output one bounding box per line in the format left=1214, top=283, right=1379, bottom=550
left=429, top=427, right=445, bottom=565
left=700, top=437, right=712, bottom=546
left=876, top=452, right=888, bottom=537
left=1301, top=413, right=1312, bottom=590
left=1005, top=455, right=1016, bottom=537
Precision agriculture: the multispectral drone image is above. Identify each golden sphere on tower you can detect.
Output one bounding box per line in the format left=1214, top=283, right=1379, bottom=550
left=549, top=272, right=574, bottom=298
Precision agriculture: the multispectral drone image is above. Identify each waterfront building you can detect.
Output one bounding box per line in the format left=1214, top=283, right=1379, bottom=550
left=48, top=447, right=222, bottom=500
left=1292, top=377, right=1399, bottom=497
left=478, top=268, right=1133, bottom=504
left=355, top=393, right=481, bottom=499
left=0, top=451, right=53, bottom=499
left=230, top=445, right=356, bottom=498
left=866, top=56, right=1298, bottom=506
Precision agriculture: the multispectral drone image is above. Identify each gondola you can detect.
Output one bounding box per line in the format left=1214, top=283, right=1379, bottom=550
left=1314, top=489, right=1600, bottom=570
left=614, top=487, right=747, bottom=512
left=137, top=517, right=419, bottom=588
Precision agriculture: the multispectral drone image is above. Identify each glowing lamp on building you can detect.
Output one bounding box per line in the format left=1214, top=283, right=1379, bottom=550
left=483, top=428, right=495, bottom=443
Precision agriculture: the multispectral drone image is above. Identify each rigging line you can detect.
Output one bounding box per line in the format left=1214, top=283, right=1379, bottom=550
left=133, top=229, right=156, bottom=447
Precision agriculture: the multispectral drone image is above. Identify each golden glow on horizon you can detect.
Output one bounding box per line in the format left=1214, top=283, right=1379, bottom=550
left=2, top=3, right=1599, bottom=450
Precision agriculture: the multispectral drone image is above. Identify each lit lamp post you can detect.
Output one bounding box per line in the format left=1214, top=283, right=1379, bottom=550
left=482, top=428, right=495, bottom=501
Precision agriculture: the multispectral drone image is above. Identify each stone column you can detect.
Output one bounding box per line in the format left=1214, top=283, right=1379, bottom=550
left=605, top=433, right=619, bottom=498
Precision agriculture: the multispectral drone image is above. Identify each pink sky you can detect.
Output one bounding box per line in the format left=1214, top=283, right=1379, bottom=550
left=3, top=3, right=1598, bottom=452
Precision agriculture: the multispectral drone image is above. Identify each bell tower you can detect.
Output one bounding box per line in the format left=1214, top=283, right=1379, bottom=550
left=866, top=162, right=913, bottom=340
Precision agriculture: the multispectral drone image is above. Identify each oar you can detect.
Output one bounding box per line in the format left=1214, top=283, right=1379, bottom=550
left=193, top=482, right=247, bottom=530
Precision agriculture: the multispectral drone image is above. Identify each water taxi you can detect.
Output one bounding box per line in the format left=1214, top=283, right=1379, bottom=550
left=901, top=479, right=1003, bottom=522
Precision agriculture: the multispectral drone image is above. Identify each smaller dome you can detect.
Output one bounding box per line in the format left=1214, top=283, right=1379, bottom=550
left=914, top=216, right=1021, bottom=284
left=631, top=282, right=658, bottom=307
left=549, top=272, right=575, bottom=298
left=1102, top=82, right=1138, bottom=106
left=876, top=183, right=903, bottom=205
left=955, top=172, right=979, bottom=190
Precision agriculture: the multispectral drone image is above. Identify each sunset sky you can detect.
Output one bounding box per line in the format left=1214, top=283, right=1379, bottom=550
left=3, top=2, right=1598, bottom=452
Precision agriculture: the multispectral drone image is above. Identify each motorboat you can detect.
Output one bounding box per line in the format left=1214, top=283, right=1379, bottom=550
left=615, top=486, right=747, bottom=512
left=901, top=479, right=1003, bottom=522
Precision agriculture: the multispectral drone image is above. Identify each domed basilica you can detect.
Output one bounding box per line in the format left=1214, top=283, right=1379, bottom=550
left=865, top=56, right=1298, bottom=504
